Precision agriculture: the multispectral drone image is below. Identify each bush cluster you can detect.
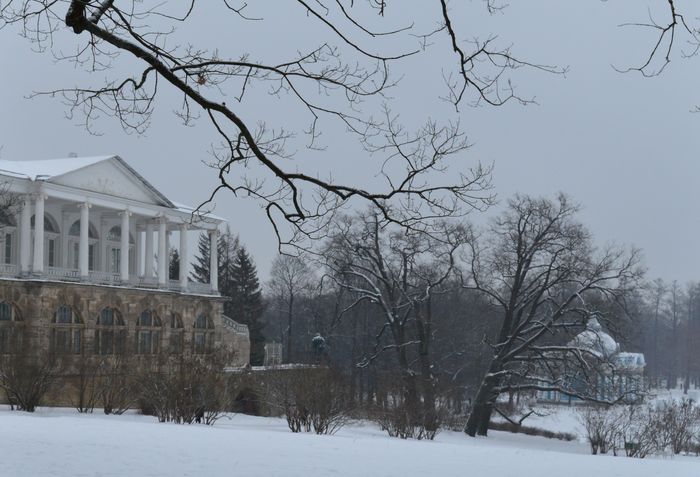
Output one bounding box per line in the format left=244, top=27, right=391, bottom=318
left=264, top=367, right=351, bottom=435
left=579, top=399, right=700, bottom=458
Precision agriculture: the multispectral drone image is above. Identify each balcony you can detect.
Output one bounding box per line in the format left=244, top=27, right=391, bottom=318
left=0, top=265, right=217, bottom=296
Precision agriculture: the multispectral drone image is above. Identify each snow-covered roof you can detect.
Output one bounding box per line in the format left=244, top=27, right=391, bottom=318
left=0, top=156, right=224, bottom=225
left=0, top=156, right=113, bottom=181
left=568, top=317, right=620, bottom=358
left=0, top=155, right=174, bottom=207
left=171, top=201, right=226, bottom=222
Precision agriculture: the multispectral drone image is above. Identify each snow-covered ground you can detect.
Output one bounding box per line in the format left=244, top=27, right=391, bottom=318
left=1, top=407, right=698, bottom=477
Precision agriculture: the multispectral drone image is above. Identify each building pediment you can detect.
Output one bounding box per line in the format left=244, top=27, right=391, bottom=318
left=47, top=156, right=173, bottom=207
left=0, top=155, right=173, bottom=208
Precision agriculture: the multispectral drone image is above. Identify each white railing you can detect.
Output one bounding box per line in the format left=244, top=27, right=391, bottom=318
left=46, top=267, right=80, bottom=281
left=135, top=276, right=160, bottom=289
left=89, top=270, right=122, bottom=285
left=222, top=315, right=249, bottom=335
left=0, top=263, right=18, bottom=276
left=188, top=281, right=213, bottom=295
left=0, top=262, right=217, bottom=295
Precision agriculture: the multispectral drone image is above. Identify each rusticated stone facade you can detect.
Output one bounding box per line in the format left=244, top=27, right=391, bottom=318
left=0, top=278, right=250, bottom=405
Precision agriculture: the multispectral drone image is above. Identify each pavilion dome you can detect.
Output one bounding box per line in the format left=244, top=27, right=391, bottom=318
left=568, top=316, right=620, bottom=358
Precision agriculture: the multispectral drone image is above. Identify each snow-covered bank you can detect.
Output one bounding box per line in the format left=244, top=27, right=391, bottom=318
left=1, top=408, right=697, bottom=477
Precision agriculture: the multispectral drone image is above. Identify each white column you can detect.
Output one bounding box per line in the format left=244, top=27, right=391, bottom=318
left=157, top=218, right=167, bottom=286
left=145, top=222, right=154, bottom=278
left=209, top=229, right=218, bottom=292
left=99, top=216, right=107, bottom=273
left=179, top=224, right=188, bottom=289
left=19, top=195, right=31, bottom=274
left=32, top=193, right=45, bottom=273
left=166, top=231, right=171, bottom=280
left=134, top=226, right=142, bottom=277
left=61, top=211, right=70, bottom=269
left=120, top=209, right=130, bottom=281
left=79, top=202, right=90, bottom=278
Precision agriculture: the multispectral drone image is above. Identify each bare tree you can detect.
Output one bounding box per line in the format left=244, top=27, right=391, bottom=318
left=267, top=255, right=313, bottom=363
left=0, top=2, right=571, bottom=246
left=461, top=193, right=642, bottom=436
left=323, top=208, right=467, bottom=436
left=667, top=280, right=682, bottom=387
left=646, top=278, right=668, bottom=387
left=615, top=1, right=700, bottom=78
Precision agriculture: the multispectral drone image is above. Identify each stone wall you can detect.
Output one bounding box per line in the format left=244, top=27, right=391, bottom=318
left=0, top=278, right=250, bottom=406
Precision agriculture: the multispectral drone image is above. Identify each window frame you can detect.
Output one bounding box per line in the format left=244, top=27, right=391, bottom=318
left=136, top=310, right=162, bottom=355
left=50, top=304, right=83, bottom=355
left=192, top=313, right=214, bottom=355
left=95, top=307, right=127, bottom=355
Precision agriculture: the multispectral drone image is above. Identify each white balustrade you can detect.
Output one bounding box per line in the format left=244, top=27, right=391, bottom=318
left=189, top=281, right=217, bottom=295
left=46, top=267, right=80, bottom=281
left=2, top=258, right=215, bottom=295
left=0, top=263, right=18, bottom=276
left=222, top=315, right=249, bottom=335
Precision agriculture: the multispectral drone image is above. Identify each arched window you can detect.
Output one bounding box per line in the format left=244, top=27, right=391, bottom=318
left=106, top=226, right=135, bottom=244
left=51, top=305, right=82, bottom=354
left=193, top=314, right=214, bottom=354
left=95, top=308, right=126, bottom=355
left=169, top=313, right=184, bottom=354
left=136, top=310, right=162, bottom=354
left=69, top=220, right=99, bottom=239
left=31, top=213, right=60, bottom=233
left=0, top=302, right=22, bottom=353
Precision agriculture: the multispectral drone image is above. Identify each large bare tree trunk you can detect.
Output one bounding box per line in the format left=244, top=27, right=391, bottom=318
left=286, top=291, right=294, bottom=363
left=415, top=301, right=438, bottom=431
left=465, top=366, right=500, bottom=436
left=392, top=325, right=420, bottom=418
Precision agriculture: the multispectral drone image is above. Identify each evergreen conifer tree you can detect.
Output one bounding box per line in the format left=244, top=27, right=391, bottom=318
left=230, top=247, right=266, bottom=365
left=191, top=228, right=266, bottom=364
left=190, top=226, right=239, bottom=290
left=169, top=248, right=180, bottom=280
left=190, top=233, right=211, bottom=284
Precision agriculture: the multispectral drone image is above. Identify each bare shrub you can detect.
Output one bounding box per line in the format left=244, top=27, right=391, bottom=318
left=136, top=353, right=229, bottom=425
left=657, top=399, right=700, bottom=455
left=98, top=354, right=137, bottom=415
left=71, top=356, right=100, bottom=414
left=371, top=403, right=441, bottom=440
left=265, top=367, right=351, bottom=435
left=369, top=376, right=442, bottom=440
left=581, top=401, right=700, bottom=458
left=578, top=406, right=621, bottom=455
left=615, top=405, right=660, bottom=458
left=0, top=349, right=61, bottom=412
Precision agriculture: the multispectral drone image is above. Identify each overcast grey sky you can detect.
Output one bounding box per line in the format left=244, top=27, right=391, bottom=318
left=0, top=1, right=698, bottom=282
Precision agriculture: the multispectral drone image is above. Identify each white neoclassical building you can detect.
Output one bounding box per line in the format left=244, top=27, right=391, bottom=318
left=0, top=155, right=221, bottom=293
left=0, top=155, right=250, bottom=396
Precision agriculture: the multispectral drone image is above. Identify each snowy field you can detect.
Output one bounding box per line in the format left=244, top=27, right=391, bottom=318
left=1, top=407, right=699, bottom=477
